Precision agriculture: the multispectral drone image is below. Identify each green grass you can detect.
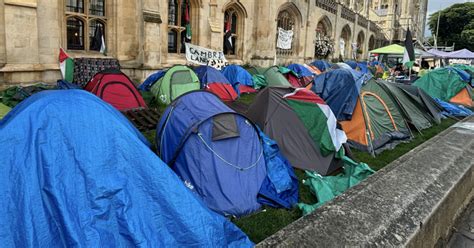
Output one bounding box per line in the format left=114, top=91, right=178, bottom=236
left=140, top=91, right=458, bottom=243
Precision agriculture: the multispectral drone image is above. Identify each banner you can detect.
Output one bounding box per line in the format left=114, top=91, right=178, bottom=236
left=185, top=43, right=227, bottom=66
left=277, top=28, right=294, bottom=50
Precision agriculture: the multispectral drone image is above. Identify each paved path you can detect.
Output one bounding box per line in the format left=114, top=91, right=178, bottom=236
left=448, top=200, right=474, bottom=248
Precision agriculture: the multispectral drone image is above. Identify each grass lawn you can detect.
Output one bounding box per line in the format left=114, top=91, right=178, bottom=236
left=141, top=92, right=459, bottom=244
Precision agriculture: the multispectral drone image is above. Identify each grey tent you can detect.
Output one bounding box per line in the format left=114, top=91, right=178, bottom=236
left=243, top=87, right=343, bottom=175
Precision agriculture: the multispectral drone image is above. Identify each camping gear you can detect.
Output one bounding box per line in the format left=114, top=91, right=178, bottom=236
left=371, top=80, right=435, bottom=131
left=285, top=64, right=315, bottom=88
left=414, top=67, right=473, bottom=107
left=434, top=98, right=473, bottom=117
left=156, top=91, right=267, bottom=217
left=298, top=156, right=375, bottom=215
left=0, top=103, right=10, bottom=119
left=84, top=69, right=147, bottom=111
left=73, top=57, right=120, bottom=87
left=340, top=80, right=412, bottom=154
left=0, top=90, right=252, bottom=247
left=312, top=69, right=361, bottom=121
left=304, top=64, right=322, bottom=75
left=244, top=87, right=347, bottom=175
left=139, top=70, right=167, bottom=91
left=194, top=65, right=238, bottom=101
left=311, top=60, right=332, bottom=72
left=257, top=66, right=292, bottom=87
left=150, top=65, right=201, bottom=105
left=222, top=65, right=257, bottom=95
left=396, top=84, right=445, bottom=124
left=344, top=61, right=359, bottom=70
left=0, top=83, right=56, bottom=108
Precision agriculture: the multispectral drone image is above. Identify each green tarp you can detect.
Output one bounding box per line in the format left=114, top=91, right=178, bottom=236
left=298, top=156, right=374, bottom=215
left=414, top=68, right=468, bottom=101
left=0, top=103, right=11, bottom=119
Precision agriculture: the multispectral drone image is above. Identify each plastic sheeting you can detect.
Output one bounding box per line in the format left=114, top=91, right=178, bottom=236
left=286, top=64, right=314, bottom=77
left=222, top=65, right=254, bottom=95
left=298, top=156, right=374, bottom=215
left=0, top=90, right=252, bottom=247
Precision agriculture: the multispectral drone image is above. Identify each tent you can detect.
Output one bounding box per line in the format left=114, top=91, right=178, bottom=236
left=194, top=65, right=238, bottom=101
left=448, top=49, right=474, bottom=59
left=303, top=64, right=322, bottom=75
left=340, top=80, right=411, bottom=154
left=139, top=70, right=167, bottom=91
left=156, top=91, right=267, bottom=217
left=285, top=64, right=315, bottom=88
left=368, top=80, right=435, bottom=131
left=414, top=67, right=473, bottom=107
left=84, top=69, right=147, bottom=111
left=244, top=87, right=347, bottom=175
left=344, top=61, right=359, bottom=70
left=222, top=65, right=257, bottom=94
left=247, top=66, right=292, bottom=88
left=150, top=65, right=200, bottom=105
left=393, top=84, right=445, bottom=124
left=0, top=103, right=10, bottom=119
left=312, top=69, right=360, bottom=121
left=0, top=90, right=252, bottom=247
left=311, top=60, right=332, bottom=72
left=369, top=44, right=405, bottom=55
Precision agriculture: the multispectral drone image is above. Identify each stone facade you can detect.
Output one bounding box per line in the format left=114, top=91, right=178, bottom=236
left=369, top=0, right=428, bottom=43
left=0, top=0, right=423, bottom=86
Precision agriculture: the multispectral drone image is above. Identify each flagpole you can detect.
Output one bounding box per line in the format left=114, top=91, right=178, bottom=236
left=435, top=6, right=441, bottom=50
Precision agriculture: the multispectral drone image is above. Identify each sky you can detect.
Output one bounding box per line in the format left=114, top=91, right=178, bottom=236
left=425, top=0, right=471, bottom=36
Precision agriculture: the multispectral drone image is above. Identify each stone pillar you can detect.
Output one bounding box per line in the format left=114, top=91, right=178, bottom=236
left=251, top=0, right=276, bottom=64
left=0, top=0, right=5, bottom=67
left=208, top=0, right=222, bottom=51
left=37, top=0, right=61, bottom=66
left=142, top=0, right=162, bottom=68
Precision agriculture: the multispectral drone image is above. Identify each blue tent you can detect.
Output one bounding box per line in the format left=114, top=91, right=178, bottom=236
left=287, top=64, right=314, bottom=77
left=157, top=91, right=267, bottom=217
left=357, top=62, right=370, bottom=74
left=194, top=65, right=231, bottom=87
left=312, top=69, right=360, bottom=121
left=222, top=65, right=255, bottom=95
left=344, top=61, right=358, bottom=70
left=139, top=69, right=167, bottom=91
left=0, top=90, right=252, bottom=247
left=311, top=60, right=332, bottom=72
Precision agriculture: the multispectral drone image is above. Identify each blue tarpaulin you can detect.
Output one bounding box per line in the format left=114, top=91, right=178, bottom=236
left=312, top=69, right=360, bottom=121
left=287, top=64, right=314, bottom=77
left=222, top=65, right=254, bottom=95
left=0, top=90, right=252, bottom=247
left=435, top=98, right=473, bottom=117
left=311, top=60, right=332, bottom=72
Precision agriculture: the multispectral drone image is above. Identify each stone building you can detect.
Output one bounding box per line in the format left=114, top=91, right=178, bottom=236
left=369, top=0, right=428, bottom=43
left=0, top=0, right=423, bottom=86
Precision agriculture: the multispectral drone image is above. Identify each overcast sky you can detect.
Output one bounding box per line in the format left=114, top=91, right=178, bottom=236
left=425, top=0, right=471, bottom=36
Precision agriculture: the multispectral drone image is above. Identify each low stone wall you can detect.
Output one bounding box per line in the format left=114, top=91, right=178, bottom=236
left=258, top=116, right=474, bottom=247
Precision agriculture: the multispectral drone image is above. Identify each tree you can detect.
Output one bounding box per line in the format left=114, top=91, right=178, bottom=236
left=428, top=3, right=474, bottom=51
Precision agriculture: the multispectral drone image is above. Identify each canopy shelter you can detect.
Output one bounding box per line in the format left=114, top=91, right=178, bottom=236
left=370, top=44, right=422, bottom=56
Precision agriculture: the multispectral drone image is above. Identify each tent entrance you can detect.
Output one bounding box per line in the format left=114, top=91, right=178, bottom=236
left=361, top=92, right=398, bottom=141
left=170, top=70, right=198, bottom=101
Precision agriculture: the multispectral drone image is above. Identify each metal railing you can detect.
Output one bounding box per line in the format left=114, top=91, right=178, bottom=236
left=315, top=0, right=337, bottom=14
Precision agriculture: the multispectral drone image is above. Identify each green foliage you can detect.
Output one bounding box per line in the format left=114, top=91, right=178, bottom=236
left=428, top=3, right=474, bottom=51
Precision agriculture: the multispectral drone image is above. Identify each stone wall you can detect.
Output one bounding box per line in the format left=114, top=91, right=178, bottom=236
left=0, top=0, right=391, bottom=86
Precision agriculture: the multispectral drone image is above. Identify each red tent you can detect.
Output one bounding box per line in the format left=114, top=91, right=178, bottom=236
left=85, top=69, right=147, bottom=111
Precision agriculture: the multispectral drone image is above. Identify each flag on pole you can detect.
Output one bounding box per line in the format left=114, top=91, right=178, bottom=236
left=224, top=14, right=233, bottom=52
left=402, top=28, right=415, bottom=68
left=184, top=0, right=192, bottom=42
left=58, top=48, right=74, bottom=82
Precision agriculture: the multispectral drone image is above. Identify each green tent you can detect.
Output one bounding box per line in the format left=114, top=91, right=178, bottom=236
left=260, top=66, right=292, bottom=87
left=298, top=156, right=375, bottom=215
left=151, top=65, right=200, bottom=105
left=414, top=67, right=469, bottom=102
left=375, top=81, right=435, bottom=131
left=0, top=103, right=11, bottom=119
left=246, top=66, right=267, bottom=89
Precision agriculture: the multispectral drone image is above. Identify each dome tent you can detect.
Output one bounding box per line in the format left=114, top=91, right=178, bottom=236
left=156, top=91, right=267, bottom=217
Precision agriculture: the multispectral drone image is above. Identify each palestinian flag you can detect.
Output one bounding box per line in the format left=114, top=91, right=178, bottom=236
left=224, top=14, right=233, bottom=51
left=59, top=48, right=74, bottom=82
left=184, top=0, right=191, bottom=42
left=402, top=28, right=415, bottom=68
left=283, top=88, right=347, bottom=157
